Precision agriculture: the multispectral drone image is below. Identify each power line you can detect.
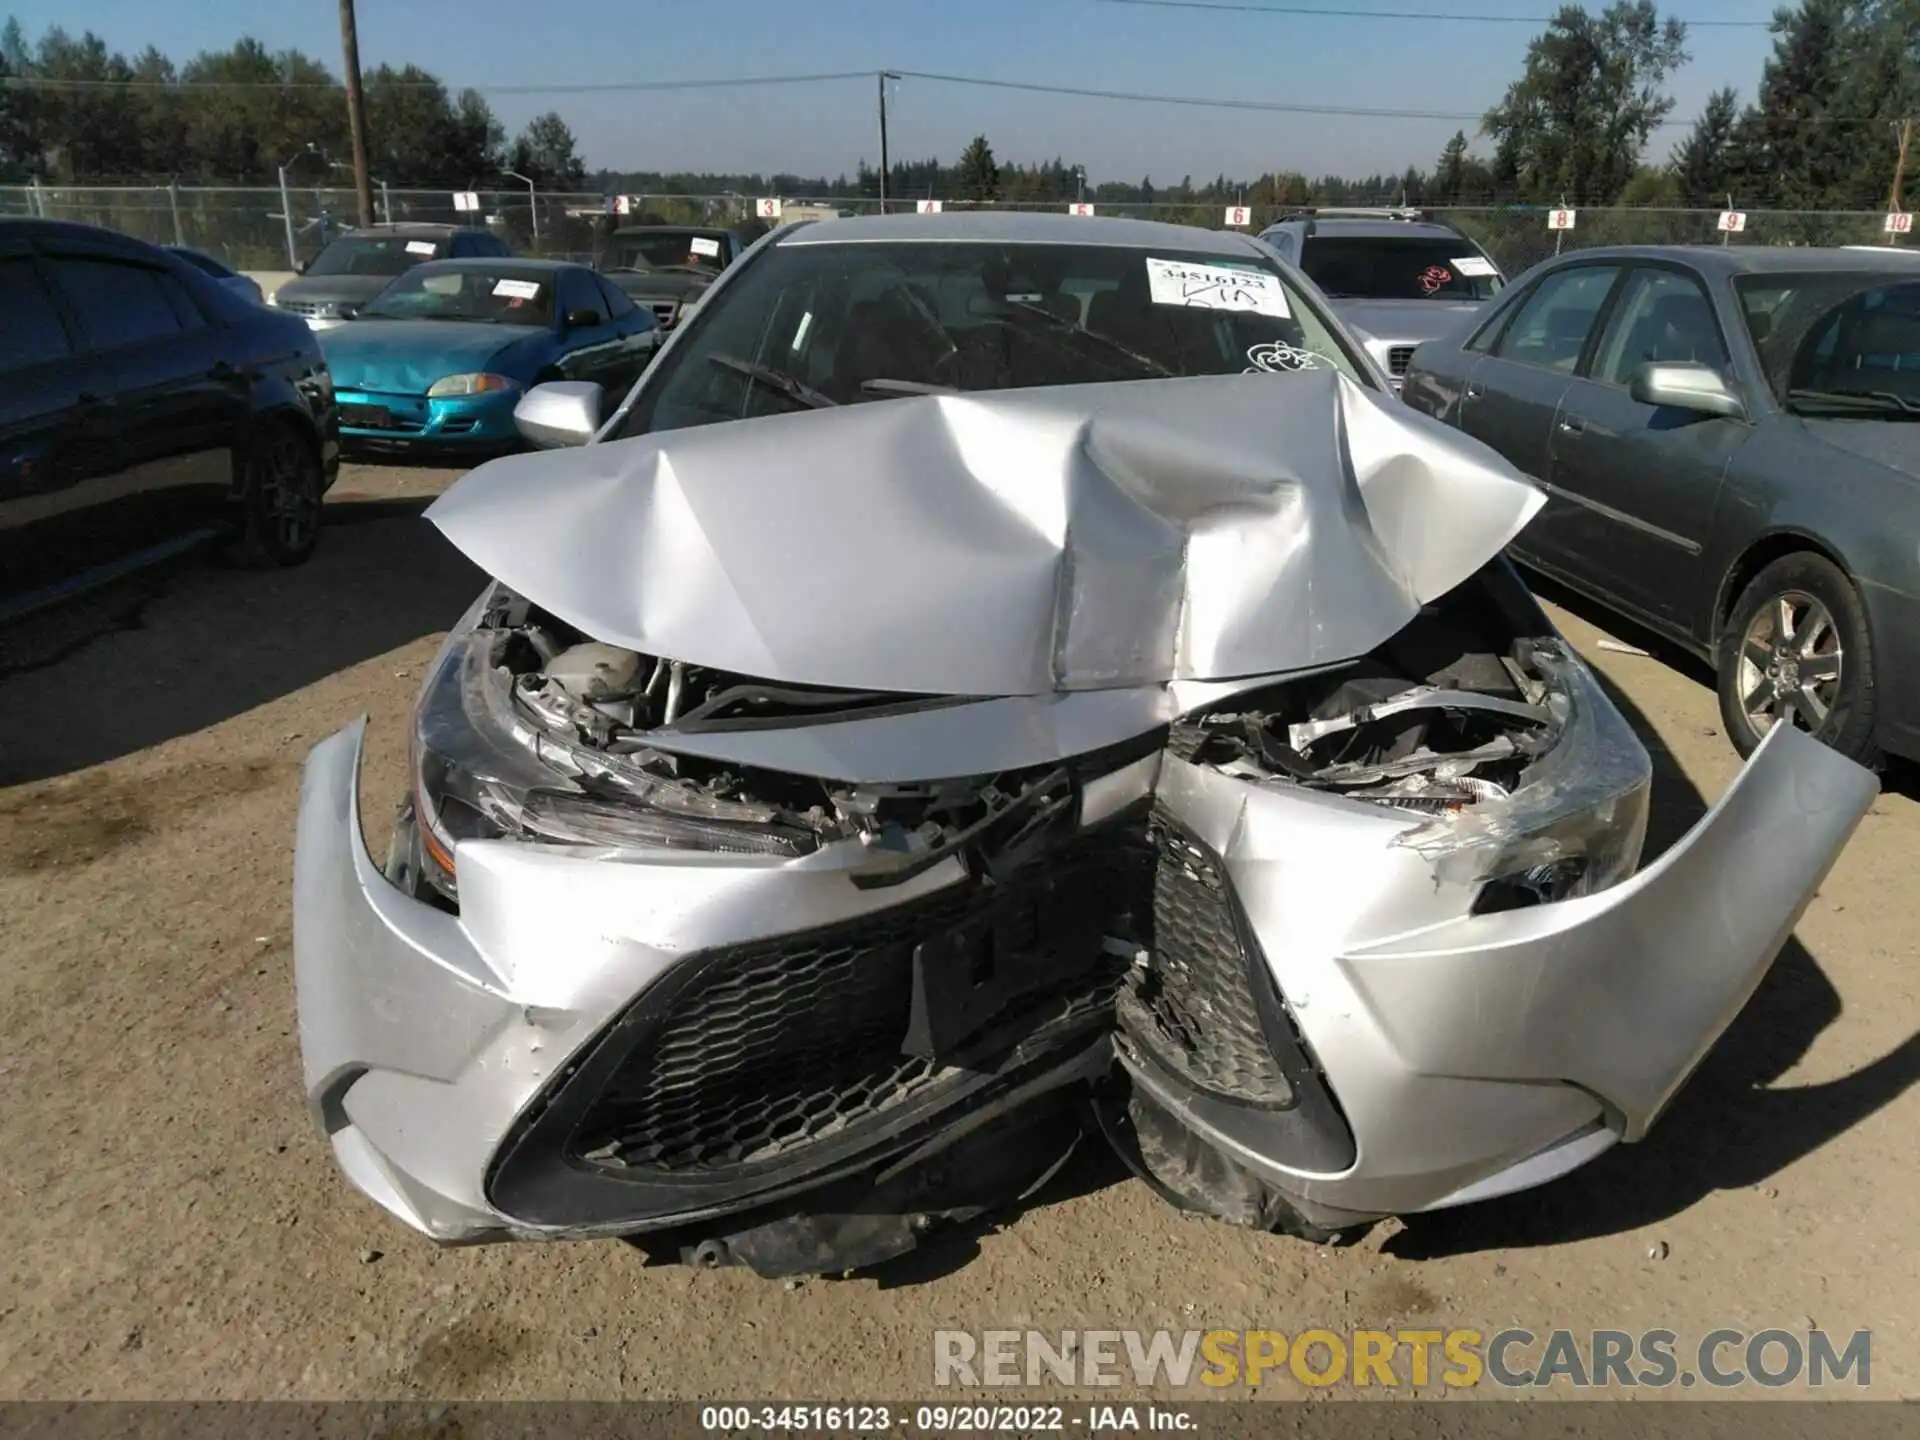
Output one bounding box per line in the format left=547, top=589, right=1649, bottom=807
left=0, top=70, right=875, bottom=94
left=1094, top=0, right=1771, bottom=24
left=895, top=68, right=1493, bottom=120
left=2, top=66, right=1892, bottom=131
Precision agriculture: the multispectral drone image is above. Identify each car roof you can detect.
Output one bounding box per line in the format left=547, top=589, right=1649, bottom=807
left=409, top=257, right=578, bottom=273
left=0, top=216, right=160, bottom=247
left=1276, top=219, right=1468, bottom=241
left=1539, top=244, right=1920, bottom=276
left=772, top=210, right=1270, bottom=256
left=330, top=223, right=485, bottom=238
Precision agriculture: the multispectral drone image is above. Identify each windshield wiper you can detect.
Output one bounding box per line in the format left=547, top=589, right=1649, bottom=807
left=858, top=378, right=960, bottom=397
left=1001, top=299, right=1175, bottom=378
left=1787, top=387, right=1920, bottom=418
left=706, top=353, right=840, bottom=409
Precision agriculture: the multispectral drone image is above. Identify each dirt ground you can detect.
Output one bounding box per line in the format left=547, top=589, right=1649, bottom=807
left=0, top=462, right=1915, bottom=1402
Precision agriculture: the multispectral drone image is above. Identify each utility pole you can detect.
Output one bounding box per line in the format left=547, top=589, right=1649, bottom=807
left=877, top=71, right=899, bottom=215
left=1890, top=118, right=1914, bottom=246
left=338, top=0, right=375, bottom=228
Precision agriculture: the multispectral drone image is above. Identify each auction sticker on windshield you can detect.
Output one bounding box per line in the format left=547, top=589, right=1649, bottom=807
left=406, top=240, right=438, bottom=256
left=492, top=278, right=542, bottom=299
left=1146, top=257, right=1290, bottom=318
left=689, top=236, right=722, bottom=257
left=1453, top=256, right=1498, bottom=277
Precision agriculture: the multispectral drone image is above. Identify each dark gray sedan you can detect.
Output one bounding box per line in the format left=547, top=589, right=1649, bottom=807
left=1401, top=244, right=1920, bottom=767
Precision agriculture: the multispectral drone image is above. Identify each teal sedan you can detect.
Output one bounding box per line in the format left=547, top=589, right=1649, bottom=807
left=321, top=258, right=660, bottom=456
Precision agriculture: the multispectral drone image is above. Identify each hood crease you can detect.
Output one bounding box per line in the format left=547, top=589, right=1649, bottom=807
left=426, top=370, right=1544, bottom=697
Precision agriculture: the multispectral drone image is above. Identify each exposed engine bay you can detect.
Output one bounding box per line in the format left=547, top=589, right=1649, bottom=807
left=401, top=560, right=1593, bottom=914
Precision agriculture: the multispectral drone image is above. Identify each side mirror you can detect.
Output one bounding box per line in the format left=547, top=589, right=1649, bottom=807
left=1629, top=361, right=1745, bottom=419
left=515, top=381, right=604, bottom=448
left=563, top=307, right=602, bottom=330
left=294, top=259, right=309, bottom=276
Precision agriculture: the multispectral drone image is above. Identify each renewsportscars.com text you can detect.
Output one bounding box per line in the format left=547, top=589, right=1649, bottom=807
left=932, top=1327, right=1873, bottom=1390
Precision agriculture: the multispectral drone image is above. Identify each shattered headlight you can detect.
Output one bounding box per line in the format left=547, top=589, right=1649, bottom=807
left=1392, top=639, right=1652, bottom=910
left=406, top=589, right=816, bottom=899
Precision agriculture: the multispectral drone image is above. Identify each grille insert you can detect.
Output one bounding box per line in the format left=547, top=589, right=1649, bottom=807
left=1118, top=808, right=1296, bottom=1108
left=571, top=830, right=1146, bottom=1175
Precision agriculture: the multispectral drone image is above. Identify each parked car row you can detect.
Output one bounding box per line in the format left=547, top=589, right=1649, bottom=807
left=288, top=210, right=1878, bottom=1284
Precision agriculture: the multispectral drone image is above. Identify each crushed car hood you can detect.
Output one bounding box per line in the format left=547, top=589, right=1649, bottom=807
left=426, top=369, right=1544, bottom=697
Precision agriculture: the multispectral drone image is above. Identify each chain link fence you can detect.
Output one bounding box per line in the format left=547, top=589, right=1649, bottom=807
left=1, top=185, right=1906, bottom=276
left=0, top=183, right=620, bottom=268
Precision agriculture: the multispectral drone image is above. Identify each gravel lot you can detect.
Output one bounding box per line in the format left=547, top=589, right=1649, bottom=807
left=1, top=461, right=1915, bottom=1400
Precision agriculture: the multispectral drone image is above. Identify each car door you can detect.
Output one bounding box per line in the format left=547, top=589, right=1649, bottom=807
left=41, top=247, right=251, bottom=548
left=1456, top=262, right=1626, bottom=572
left=1543, top=263, right=1753, bottom=634
left=595, top=274, right=661, bottom=392
left=0, top=246, right=126, bottom=604
left=552, top=268, right=625, bottom=389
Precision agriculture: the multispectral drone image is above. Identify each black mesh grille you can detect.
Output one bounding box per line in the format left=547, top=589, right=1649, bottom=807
left=571, top=830, right=1146, bottom=1174
left=1118, top=808, right=1296, bottom=1108
left=1388, top=345, right=1416, bottom=376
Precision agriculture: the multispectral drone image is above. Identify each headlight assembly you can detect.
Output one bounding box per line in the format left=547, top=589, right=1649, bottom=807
left=1392, top=638, right=1653, bottom=907
left=428, top=372, right=517, bottom=398
left=405, top=588, right=816, bottom=900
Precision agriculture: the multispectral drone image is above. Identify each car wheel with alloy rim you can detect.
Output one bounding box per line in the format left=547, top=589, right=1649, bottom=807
left=1716, top=551, right=1879, bottom=766
left=232, top=421, right=323, bottom=568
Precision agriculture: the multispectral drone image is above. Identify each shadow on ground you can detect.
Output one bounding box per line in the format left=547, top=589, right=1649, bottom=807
left=0, top=493, right=482, bottom=786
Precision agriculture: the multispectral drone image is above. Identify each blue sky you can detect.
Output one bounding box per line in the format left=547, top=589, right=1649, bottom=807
left=7, top=0, right=1778, bottom=181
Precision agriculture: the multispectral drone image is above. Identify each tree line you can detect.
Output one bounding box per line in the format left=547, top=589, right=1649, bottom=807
left=599, top=1, right=1919, bottom=214
left=2, top=1, right=1914, bottom=212
left=0, top=19, right=589, bottom=190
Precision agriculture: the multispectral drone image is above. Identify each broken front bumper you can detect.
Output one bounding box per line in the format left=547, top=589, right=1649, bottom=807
left=293, top=716, right=1874, bottom=1246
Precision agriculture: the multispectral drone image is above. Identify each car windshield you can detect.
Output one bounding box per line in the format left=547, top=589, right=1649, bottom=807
left=1739, top=273, right=1920, bottom=418
left=619, top=238, right=1369, bottom=438
left=1297, top=235, right=1504, bottom=301
left=304, top=233, right=446, bottom=278
left=358, top=265, right=556, bottom=325
left=605, top=231, right=730, bottom=274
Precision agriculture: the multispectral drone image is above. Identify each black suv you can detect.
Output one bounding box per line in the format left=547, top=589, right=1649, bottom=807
left=270, top=223, right=514, bottom=328
left=1, top=219, right=340, bottom=614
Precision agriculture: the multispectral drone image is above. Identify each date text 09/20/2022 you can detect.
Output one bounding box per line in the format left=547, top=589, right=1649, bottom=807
left=700, top=1406, right=1194, bottom=1432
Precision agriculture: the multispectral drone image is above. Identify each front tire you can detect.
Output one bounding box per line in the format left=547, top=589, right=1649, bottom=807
left=232, top=421, right=323, bottom=568
left=1715, top=552, right=1879, bottom=765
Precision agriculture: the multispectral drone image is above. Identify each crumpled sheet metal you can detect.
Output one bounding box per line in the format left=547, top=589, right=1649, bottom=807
left=427, top=370, right=1544, bottom=699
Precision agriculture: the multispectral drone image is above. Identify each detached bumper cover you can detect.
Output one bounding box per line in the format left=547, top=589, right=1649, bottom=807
left=295, top=714, right=1872, bottom=1243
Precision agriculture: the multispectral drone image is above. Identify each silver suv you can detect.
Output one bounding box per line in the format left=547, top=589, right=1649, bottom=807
left=1258, top=208, right=1506, bottom=390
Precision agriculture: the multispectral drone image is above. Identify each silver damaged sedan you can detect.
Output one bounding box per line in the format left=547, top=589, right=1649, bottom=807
left=292, top=213, right=1877, bottom=1278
